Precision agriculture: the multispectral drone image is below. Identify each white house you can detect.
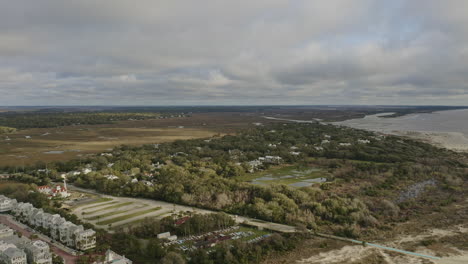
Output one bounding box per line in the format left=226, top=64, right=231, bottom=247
left=0, top=242, right=27, bottom=264
left=104, top=175, right=119, bottom=180
left=358, top=139, right=371, bottom=144
left=82, top=168, right=93, bottom=174
left=2, top=197, right=96, bottom=252
left=94, top=250, right=132, bottom=264
left=0, top=224, right=14, bottom=238
left=263, top=156, right=282, bottom=164
left=23, top=240, right=52, bottom=264
left=0, top=196, right=15, bottom=212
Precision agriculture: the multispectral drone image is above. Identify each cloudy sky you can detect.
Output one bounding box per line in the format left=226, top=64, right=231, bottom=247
left=1, top=0, right=467, bottom=105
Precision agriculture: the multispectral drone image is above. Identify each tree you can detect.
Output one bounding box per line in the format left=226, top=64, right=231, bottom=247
left=161, top=252, right=186, bottom=264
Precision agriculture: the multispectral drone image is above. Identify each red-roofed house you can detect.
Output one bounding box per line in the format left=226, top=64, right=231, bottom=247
left=175, top=216, right=190, bottom=226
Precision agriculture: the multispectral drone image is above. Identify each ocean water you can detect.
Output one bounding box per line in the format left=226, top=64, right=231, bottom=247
left=334, top=109, right=468, bottom=137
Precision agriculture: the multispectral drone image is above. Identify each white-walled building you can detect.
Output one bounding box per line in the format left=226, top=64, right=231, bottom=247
left=7, top=198, right=95, bottom=251
left=0, top=196, right=16, bottom=212
left=23, top=240, right=52, bottom=264
left=94, top=250, right=132, bottom=264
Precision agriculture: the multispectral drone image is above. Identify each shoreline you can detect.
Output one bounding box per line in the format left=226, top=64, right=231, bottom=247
left=386, top=130, right=468, bottom=153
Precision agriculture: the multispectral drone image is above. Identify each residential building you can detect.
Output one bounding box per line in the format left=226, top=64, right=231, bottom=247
left=0, top=225, right=14, bottom=238
left=263, top=156, right=282, bottom=164
left=23, top=240, right=52, bottom=264
left=3, top=196, right=95, bottom=251
left=0, top=242, right=27, bottom=264
left=0, top=196, right=15, bottom=212
left=358, top=139, right=371, bottom=144
left=36, top=183, right=70, bottom=198
left=74, top=229, right=96, bottom=251
left=97, top=250, right=132, bottom=264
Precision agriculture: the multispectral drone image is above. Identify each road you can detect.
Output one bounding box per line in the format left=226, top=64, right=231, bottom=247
left=70, top=185, right=297, bottom=233
left=69, top=185, right=448, bottom=262
left=0, top=214, right=78, bottom=264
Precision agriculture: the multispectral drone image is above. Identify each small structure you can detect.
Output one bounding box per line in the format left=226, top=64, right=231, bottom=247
left=104, top=175, right=119, bottom=180
left=0, top=224, right=14, bottom=238
left=98, top=249, right=132, bottom=264
left=175, top=216, right=190, bottom=226
left=358, top=139, right=371, bottom=144
left=157, top=232, right=170, bottom=239
left=263, top=156, right=282, bottom=164
left=0, top=196, right=15, bottom=212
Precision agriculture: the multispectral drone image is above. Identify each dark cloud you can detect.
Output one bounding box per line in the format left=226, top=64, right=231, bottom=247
left=0, top=0, right=467, bottom=105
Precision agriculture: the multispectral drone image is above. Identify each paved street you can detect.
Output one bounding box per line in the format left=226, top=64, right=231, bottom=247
left=0, top=214, right=79, bottom=264
left=70, top=185, right=297, bottom=233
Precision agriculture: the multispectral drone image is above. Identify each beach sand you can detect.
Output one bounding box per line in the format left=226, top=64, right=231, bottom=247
left=391, top=131, right=468, bottom=153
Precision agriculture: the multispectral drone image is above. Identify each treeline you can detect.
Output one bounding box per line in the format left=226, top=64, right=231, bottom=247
left=5, top=123, right=467, bottom=234
left=0, top=111, right=181, bottom=129
left=130, top=213, right=235, bottom=238
left=92, top=229, right=306, bottom=264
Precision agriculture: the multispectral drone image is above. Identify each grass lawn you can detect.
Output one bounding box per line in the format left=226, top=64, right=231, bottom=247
left=84, top=204, right=149, bottom=220
left=83, top=202, right=133, bottom=215
left=80, top=198, right=115, bottom=210
left=96, top=207, right=162, bottom=226
left=235, top=165, right=328, bottom=186
left=110, top=211, right=171, bottom=230
left=237, top=226, right=270, bottom=242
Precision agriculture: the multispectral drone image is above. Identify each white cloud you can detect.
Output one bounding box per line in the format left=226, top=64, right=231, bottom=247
left=0, top=1, right=467, bottom=105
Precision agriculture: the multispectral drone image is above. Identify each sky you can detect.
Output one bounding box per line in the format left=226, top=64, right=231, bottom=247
left=1, top=0, right=468, bottom=106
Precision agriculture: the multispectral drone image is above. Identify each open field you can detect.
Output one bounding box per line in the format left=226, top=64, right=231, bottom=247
left=68, top=186, right=297, bottom=233
left=236, top=165, right=330, bottom=187
left=0, top=112, right=275, bottom=167
left=82, top=201, right=134, bottom=215
left=95, top=207, right=162, bottom=225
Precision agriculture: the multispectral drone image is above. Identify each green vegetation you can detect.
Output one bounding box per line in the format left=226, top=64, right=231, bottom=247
left=0, top=111, right=181, bottom=129
left=96, top=207, right=161, bottom=225
left=0, top=126, right=16, bottom=134
left=84, top=204, right=148, bottom=220
left=2, top=116, right=467, bottom=264
left=7, top=122, right=467, bottom=235
left=80, top=199, right=116, bottom=210
left=237, top=165, right=327, bottom=186
left=83, top=202, right=134, bottom=215
left=130, top=213, right=236, bottom=237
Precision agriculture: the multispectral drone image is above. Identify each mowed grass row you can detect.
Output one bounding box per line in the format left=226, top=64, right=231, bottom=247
left=81, top=199, right=116, bottom=210
left=110, top=211, right=172, bottom=230
left=84, top=204, right=149, bottom=220
left=83, top=202, right=134, bottom=215
left=96, top=207, right=162, bottom=226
